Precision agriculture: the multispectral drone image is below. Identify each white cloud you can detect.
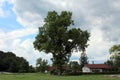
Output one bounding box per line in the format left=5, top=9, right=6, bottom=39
left=0, top=27, right=37, bottom=39
left=0, top=29, right=52, bottom=66
left=70, top=27, right=115, bottom=63
left=11, top=39, right=38, bottom=66
left=16, top=12, right=44, bottom=28
left=11, top=39, right=52, bottom=66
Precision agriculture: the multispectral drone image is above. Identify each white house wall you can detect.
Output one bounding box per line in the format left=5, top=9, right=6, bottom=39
left=82, top=66, right=91, bottom=73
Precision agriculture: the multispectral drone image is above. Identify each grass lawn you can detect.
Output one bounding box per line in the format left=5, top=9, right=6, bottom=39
left=0, top=73, right=119, bottom=80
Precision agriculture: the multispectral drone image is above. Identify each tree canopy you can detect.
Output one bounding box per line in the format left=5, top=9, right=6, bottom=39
left=110, top=44, right=120, bottom=55
left=0, top=51, right=29, bottom=72
left=33, top=11, right=90, bottom=75
left=69, top=61, right=80, bottom=72
left=36, top=57, right=48, bottom=73
left=109, top=44, right=120, bottom=71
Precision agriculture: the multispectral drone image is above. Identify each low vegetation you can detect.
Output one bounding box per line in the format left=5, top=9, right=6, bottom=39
left=0, top=73, right=119, bottom=80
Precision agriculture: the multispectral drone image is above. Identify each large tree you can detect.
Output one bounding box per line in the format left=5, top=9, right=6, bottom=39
left=33, top=11, right=90, bottom=75
left=109, top=44, right=120, bottom=71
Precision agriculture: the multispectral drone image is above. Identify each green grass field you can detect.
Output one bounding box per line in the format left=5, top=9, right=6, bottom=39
left=0, top=73, right=119, bottom=80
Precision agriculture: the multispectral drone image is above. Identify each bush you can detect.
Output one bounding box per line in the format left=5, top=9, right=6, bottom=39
left=63, top=72, right=82, bottom=76
left=50, top=69, right=58, bottom=75
left=82, top=71, right=120, bottom=75
left=63, top=71, right=120, bottom=76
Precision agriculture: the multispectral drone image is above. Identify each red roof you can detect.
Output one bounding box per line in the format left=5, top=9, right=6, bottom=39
left=48, top=66, right=56, bottom=71
left=48, top=66, right=70, bottom=71
left=86, top=64, right=111, bottom=69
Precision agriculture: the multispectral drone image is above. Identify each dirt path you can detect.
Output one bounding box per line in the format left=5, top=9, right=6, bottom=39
left=109, top=74, right=120, bottom=78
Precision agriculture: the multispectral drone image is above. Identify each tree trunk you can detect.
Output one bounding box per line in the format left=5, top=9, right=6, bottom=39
left=57, top=65, right=62, bottom=76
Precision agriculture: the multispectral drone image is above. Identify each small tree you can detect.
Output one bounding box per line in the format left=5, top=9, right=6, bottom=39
left=29, top=65, right=36, bottom=73
left=33, top=11, right=90, bottom=75
left=69, top=61, right=80, bottom=72
left=79, top=51, right=88, bottom=71
left=109, top=44, right=120, bottom=71
left=36, top=58, right=48, bottom=73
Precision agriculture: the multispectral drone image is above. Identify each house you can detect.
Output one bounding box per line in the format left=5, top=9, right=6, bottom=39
left=82, top=64, right=111, bottom=73
left=48, top=66, right=70, bottom=71
left=48, top=66, right=56, bottom=71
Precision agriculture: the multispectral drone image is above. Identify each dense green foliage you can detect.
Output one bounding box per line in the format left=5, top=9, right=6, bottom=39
left=0, top=73, right=119, bottom=80
left=105, top=44, right=120, bottom=71
left=33, top=11, right=90, bottom=75
left=69, top=61, right=80, bottom=72
left=0, top=51, right=29, bottom=72
left=36, top=57, right=48, bottom=73
left=110, top=44, right=120, bottom=54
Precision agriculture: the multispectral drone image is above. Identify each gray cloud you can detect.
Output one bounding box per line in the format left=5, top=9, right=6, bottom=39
left=100, top=15, right=120, bottom=42
left=11, top=0, right=91, bottom=29
left=84, top=0, right=120, bottom=42
left=10, top=0, right=120, bottom=42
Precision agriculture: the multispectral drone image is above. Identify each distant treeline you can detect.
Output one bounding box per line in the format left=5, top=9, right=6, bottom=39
left=0, top=51, right=35, bottom=73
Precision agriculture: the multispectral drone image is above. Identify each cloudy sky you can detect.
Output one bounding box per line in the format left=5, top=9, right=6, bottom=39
left=0, top=0, right=120, bottom=66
